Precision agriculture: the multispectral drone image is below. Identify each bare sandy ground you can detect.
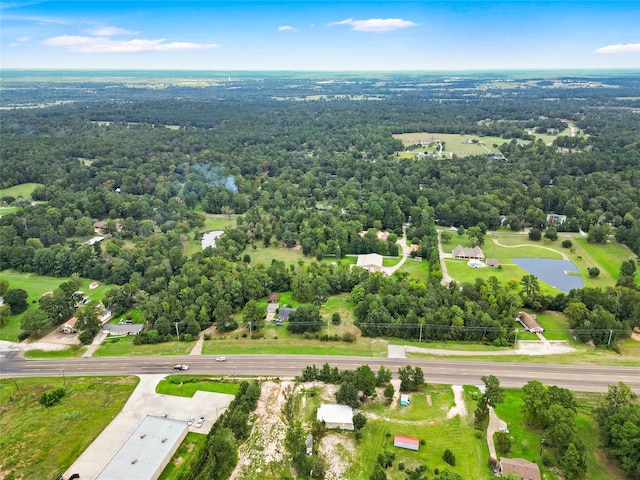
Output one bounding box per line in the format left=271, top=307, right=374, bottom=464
left=446, top=385, right=467, bottom=419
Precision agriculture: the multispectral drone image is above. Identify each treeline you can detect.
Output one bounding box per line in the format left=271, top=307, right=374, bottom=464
left=350, top=271, right=639, bottom=344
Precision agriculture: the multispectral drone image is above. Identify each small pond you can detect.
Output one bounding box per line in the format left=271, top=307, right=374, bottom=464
left=511, top=258, right=584, bottom=293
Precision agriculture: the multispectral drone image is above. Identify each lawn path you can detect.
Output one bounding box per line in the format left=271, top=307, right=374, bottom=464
left=491, top=238, right=568, bottom=261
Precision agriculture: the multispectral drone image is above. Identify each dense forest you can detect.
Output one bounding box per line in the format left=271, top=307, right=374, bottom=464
left=1, top=72, right=639, bottom=346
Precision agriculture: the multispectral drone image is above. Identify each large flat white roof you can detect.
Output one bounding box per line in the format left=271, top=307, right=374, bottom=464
left=317, top=404, right=353, bottom=424
left=96, top=415, right=188, bottom=480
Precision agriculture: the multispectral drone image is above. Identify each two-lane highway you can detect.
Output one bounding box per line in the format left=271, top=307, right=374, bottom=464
left=2, top=353, right=639, bottom=393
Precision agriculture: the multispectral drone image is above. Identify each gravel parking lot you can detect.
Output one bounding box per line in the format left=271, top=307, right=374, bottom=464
left=64, top=374, right=234, bottom=479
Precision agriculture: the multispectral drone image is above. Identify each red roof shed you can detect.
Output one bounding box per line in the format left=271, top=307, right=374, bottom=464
left=394, top=435, right=419, bottom=451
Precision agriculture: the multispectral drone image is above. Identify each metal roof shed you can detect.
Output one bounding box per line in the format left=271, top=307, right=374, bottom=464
left=394, top=435, right=419, bottom=451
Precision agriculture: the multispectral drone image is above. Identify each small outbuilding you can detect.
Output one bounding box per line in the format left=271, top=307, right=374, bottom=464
left=394, top=435, right=419, bottom=451
left=499, top=457, right=541, bottom=480
left=486, top=258, right=500, bottom=268
left=267, top=303, right=279, bottom=313
left=278, top=307, right=297, bottom=320
left=400, top=394, right=410, bottom=406
left=316, top=404, right=354, bottom=430
left=306, top=434, right=313, bottom=455
left=516, top=312, right=544, bottom=333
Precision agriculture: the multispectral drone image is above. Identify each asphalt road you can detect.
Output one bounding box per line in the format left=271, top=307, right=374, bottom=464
left=2, top=353, right=639, bottom=393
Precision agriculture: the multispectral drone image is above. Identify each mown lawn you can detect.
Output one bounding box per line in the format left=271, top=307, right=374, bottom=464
left=0, top=376, right=138, bottom=480
left=350, top=385, right=490, bottom=479
left=24, top=345, right=87, bottom=359
left=0, top=182, right=43, bottom=200
left=94, top=335, right=195, bottom=356
left=0, top=271, right=111, bottom=341
left=570, top=237, right=639, bottom=287
left=158, top=432, right=207, bottom=480
left=493, top=389, right=625, bottom=480
left=396, top=258, right=430, bottom=283
left=533, top=311, right=573, bottom=341
left=156, top=376, right=240, bottom=397
left=202, top=335, right=388, bottom=357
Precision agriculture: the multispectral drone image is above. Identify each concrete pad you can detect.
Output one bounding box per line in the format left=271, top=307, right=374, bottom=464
left=64, top=374, right=234, bottom=479
left=387, top=344, right=406, bottom=358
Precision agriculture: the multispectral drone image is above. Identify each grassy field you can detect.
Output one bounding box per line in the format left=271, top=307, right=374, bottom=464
left=0, top=270, right=111, bottom=341
left=408, top=341, right=640, bottom=366
left=494, top=389, right=624, bottom=480
left=349, top=384, right=490, bottom=479
left=0, top=182, right=43, bottom=200
left=94, top=335, right=196, bottom=356
left=0, top=376, right=138, bottom=479
left=156, top=376, right=240, bottom=397
left=158, top=432, right=207, bottom=480
left=393, top=132, right=505, bottom=159
left=442, top=232, right=640, bottom=293
left=382, top=256, right=402, bottom=267
left=202, top=334, right=388, bottom=357
left=570, top=237, right=639, bottom=287
left=396, top=257, right=430, bottom=283
left=24, top=345, right=87, bottom=359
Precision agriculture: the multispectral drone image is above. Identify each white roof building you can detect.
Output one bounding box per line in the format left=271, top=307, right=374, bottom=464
left=316, top=404, right=354, bottom=430
left=355, top=253, right=384, bottom=273
left=201, top=230, right=224, bottom=249
left=96, top=415, right=188, bottom=480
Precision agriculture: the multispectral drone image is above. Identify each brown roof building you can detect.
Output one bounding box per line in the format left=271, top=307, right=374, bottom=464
left=516, top=312, right=544, bottom=333
left=452, top=245, right=484, bottom=259
left=500, top=457, right=541, bottom=480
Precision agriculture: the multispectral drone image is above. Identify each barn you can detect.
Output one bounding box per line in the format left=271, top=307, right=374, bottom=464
left=394, top=435, right=419, bottom=451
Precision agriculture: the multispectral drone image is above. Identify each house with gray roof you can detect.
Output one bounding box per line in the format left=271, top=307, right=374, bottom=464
left=452, top=245, right=484, bottom=260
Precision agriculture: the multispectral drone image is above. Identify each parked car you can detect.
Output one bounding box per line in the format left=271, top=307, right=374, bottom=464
left=196, top=416, right=205, bottom=428
left=173, top=364, right=189, bottom=371
left=187, top=417, right=195, bottom=426
left=216, top=356, right=227, bottom=362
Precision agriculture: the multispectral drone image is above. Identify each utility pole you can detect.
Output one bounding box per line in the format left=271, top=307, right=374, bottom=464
left=175, top=322, right=180, bottom=338
left=514, top=328, right=519, bottom=348
left=233, top=364, right=236, bottom=383
left=419, top=323, right=423, bottom=343
left=249, top=322, right=252, bottom=337
left=608, top=329, right=614, bottom=346
left=60, top=368, right=66, bottom=388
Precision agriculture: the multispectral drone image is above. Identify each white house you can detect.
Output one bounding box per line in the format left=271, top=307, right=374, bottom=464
left=355, top=253, right=384, bottom=273
left=316, top=404, right=354, bottom=430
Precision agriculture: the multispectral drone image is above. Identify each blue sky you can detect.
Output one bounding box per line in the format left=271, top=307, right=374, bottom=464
left=1, top=1, right=638, bottom=70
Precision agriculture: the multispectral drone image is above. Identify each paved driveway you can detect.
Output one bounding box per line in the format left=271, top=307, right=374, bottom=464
left=64, top=374, right=234, bottom=479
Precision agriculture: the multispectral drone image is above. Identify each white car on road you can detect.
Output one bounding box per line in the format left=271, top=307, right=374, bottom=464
left=196, top=416, right=205, bottom=428
left=216, top=356, right=227, bottom=362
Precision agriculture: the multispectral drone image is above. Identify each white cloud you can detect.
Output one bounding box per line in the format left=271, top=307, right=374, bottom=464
left=278, top=25, right=298, bottom=32
left=42, top=35, right=218, bottom=53
left=328, top=18, right=417, bottom=33
left=17, top=36, right=30, bottom=42
left=3, top=14, right=71, bottom=25
left=88, top=26, right=139, bottom=36
left=592, top=43, right=640, bottom=55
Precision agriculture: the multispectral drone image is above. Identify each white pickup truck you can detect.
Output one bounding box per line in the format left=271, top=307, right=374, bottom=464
left=173, top=364, right=189, bottom=371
